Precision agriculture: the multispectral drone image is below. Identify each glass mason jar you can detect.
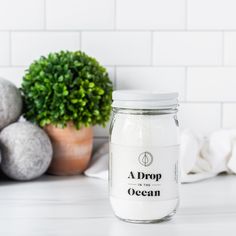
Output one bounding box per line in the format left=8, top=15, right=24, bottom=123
left=109, top=90, right=180, bottom=223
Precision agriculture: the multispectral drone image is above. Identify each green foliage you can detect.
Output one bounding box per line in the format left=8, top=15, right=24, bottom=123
left=21, top=51, right=113, bottom=129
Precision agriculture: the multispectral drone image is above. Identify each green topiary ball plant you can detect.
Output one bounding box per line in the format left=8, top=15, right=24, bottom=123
left=21, top=51, right=113, bottom=129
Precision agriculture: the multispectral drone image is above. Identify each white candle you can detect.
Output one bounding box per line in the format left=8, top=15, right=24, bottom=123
left=109, top=90, right=180, bottom=223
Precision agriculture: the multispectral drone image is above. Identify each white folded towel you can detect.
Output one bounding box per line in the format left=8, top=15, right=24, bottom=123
left=84, top=129, right=236, bottom=183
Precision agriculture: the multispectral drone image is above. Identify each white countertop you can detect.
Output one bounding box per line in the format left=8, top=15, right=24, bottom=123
left=0, top=174, right=236, bottom=236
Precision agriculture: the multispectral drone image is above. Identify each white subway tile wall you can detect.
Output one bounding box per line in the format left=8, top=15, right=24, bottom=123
left=81, top=32, right=151, bottom=65
left=0, top=0, right=44, bottom=30
left=11, top=32, right=80, bottom=66
left=187, top=68, right=236, bottom=101
left=116, top=0, right=185, bottom=30
left=187, top=0, right=236, bottom=30
left=153, top=32, right=223, bottom=66
left=0, top=0, right=235, bottom=143
left=179, top=103, right=221, bottom=135
left=116, top=67, right=186, bottom=101
left=0, top=33, right=10, bottom=65
left=224, top=33, right=236, bottom=65
left=0, top=67, right=26, bottom=87
left=46, top=0, right=114, bottom=30
left=223, top=104, right=236, bottom=128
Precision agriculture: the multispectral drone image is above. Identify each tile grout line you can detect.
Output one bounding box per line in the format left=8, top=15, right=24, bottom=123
left=3, top=29, right=236, bottom=33
left=3, top=64, right=236, bottom=68
left=101, top=65, right=236, bottom=68
left=180, top=101, right=232, bottom=104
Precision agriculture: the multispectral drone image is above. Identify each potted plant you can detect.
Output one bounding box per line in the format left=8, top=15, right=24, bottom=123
left=21, top=51, right=113, bottom=175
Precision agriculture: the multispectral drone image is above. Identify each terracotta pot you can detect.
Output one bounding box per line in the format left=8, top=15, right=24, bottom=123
left=44, top=123, right=93, bottom=175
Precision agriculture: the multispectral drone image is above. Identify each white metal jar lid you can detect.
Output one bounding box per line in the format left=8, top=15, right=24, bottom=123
left=112, top=90, right=179, bottom=109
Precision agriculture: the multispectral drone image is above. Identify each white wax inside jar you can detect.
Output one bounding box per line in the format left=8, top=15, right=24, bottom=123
left=111, top=113, right=179, bottom=146
left=110, top=112, right=180, bottom=221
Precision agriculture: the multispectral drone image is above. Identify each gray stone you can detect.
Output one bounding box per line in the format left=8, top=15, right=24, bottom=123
left=0, top=78, right=23, bottom=130
left=0, top=122, right=53, bottom=181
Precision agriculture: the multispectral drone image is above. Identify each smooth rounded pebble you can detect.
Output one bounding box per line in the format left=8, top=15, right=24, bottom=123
left=0, top=122, right=53, bottom=181
left=0, top=78, right=23, bottom=130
